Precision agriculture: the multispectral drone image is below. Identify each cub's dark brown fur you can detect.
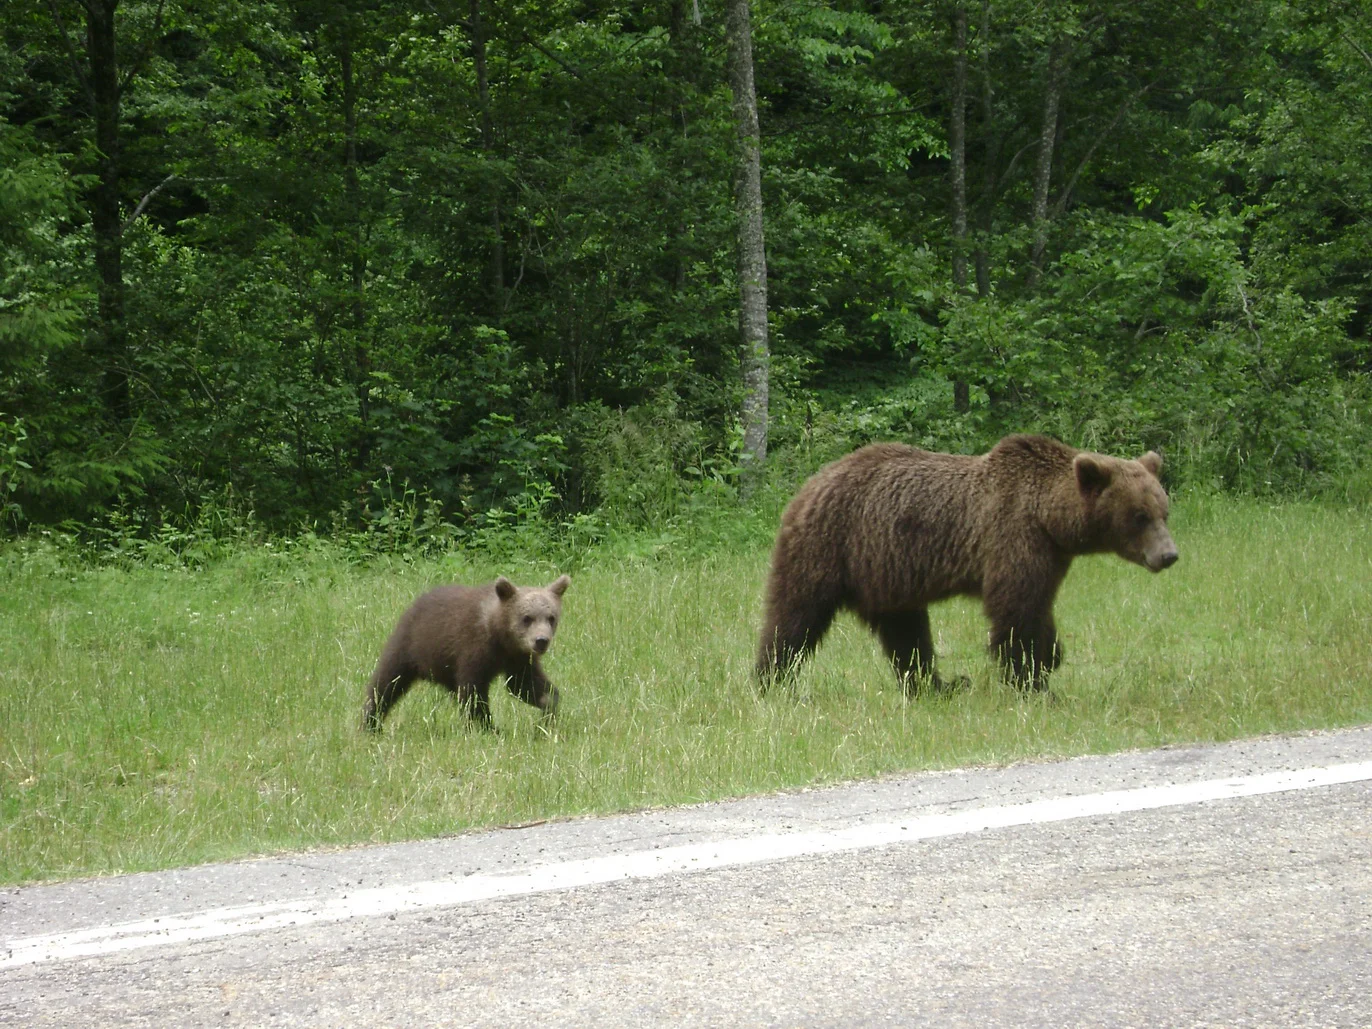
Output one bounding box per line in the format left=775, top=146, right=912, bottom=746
left=361, top=575, right=569, bottom=731
left=756, top=434, right=1177, bottom=691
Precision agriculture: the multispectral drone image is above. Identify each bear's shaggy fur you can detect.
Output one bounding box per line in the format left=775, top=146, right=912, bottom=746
left=361, top=575, right=570, bottom=731
left=755, top=434, right=1177, bottom=691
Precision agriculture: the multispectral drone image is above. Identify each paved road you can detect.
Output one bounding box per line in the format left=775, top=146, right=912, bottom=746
left=3, top=727, right=1371, bottom=1027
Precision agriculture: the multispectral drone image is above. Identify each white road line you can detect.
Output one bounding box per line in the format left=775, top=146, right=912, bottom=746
left=5, top=760, right=1370, bottom=970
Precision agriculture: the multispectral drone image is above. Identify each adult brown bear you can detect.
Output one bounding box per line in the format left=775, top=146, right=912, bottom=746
left=362, top=575, right=569, bottom=731
left=755, top=435, right=1177, bottom=691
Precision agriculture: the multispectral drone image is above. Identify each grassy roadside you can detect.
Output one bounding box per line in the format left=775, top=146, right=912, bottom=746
left=2, top=494, right=1370, bottom=884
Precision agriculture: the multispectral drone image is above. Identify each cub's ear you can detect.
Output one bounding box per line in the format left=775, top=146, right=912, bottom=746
left=494, top=576, right=517, bottom=601
left=1138, top=450, right=1163, bottom=477
left=1074, top=453, right=1113, bottom=498
left=548, top=574, right=571, bottom=597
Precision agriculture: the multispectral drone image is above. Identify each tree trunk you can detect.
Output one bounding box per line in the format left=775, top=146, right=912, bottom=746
left=470, top=0, right=504, bottom=315
left=725, top=0, right=769, bottom=493
left=668, top=0, right=702, bottom=295
left=86, top=0, right=130, bottom=425
left=974, top=0, right=997, bottom=299
left=949, top=2, right=970, bottom=414
left=340, top=32, right=371, bottom=473
left=1028, top=39, right=1064, bottom=288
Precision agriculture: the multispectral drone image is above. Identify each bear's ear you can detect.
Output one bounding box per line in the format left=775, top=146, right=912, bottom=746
left=548, top=574, right=570, bottom=597
left=1074, top=453, right=1113, bottom=499
left=1138, top=450, right=1163, bottom=478
left=494, top=576, right=517, bottom=602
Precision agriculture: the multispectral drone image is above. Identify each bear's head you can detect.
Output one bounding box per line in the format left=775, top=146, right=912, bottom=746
left=1074, top=451, right=1178, bottom=572
left=494, top=574, right=571, bottom=655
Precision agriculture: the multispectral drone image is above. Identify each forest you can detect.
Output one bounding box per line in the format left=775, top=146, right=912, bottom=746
left=3, top=0, right=1371, bottom=542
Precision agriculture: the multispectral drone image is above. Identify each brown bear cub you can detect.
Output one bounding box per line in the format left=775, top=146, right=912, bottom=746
left=361, top=575, right=570, bottom=731
left=756, top=434, right=1177, bottom=692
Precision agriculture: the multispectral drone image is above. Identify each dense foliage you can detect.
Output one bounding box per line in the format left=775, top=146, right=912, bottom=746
left=2, top=0, right=1369, bottom=539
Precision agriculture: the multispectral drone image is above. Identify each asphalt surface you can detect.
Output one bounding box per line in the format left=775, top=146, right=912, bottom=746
left=3, top=726, right=1371, bottom=1027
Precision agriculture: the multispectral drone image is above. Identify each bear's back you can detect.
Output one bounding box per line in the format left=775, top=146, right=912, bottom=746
left=394, top=585, right=499, bottom=677
left=779, top=443, right=989, bottom=608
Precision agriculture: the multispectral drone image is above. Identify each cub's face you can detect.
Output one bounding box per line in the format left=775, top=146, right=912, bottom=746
left=495, top=575, right=571, bottom=655
left=1074, top=451, right=1179, bottom=572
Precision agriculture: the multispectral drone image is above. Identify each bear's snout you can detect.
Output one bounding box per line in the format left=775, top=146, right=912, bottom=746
left=1147, top=542, right=1179, bottom=572
left=533, top=636, right=550, bottom=653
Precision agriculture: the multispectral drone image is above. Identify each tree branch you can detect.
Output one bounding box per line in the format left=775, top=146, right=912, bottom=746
left=46, top=0, right=93, bottom=106
left=1340, top=30, right=1372, bottom=73
left=994, top=137, right=1035, bottom=194
left=119, top=0, right=169, bottom=95
left=121, top=174, right=226, bottom=231
left=121, top=172, right=177, bottom=231
left=1051, top=79, right=1158, bottom=220
left=520, top=33, right=585, bottom=79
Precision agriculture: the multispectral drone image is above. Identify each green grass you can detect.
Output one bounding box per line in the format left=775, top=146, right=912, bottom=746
left=2, top=494, right=1370, bottom=884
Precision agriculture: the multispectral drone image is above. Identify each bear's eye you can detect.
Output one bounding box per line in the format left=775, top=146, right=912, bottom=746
left=549, top=616, right=556, bottom=628
left=522, top=615, right=534, bottom=626
left=1132, top=510, right=1151, bottom=529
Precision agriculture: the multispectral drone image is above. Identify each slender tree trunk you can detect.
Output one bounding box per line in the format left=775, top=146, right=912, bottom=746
left=949, top=3, right=970, bottom=413
left=949, top=5, right=969, bottom=293
left=725, top=0, right=769, bottom=492
left=86, top=0, right=130, bottom=425
left=668, top=0, right=697, bottom=295
left=470, top=0, right=504, bottom=315
left=340, top=33, right=371, bottom=473
left=974, top=0, right=996, bottom=299
left=1028, top=39, right=1064, bottom=288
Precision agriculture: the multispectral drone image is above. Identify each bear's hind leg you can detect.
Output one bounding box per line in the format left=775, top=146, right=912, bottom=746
left=755, top=594, right=839, bottom=689
left=361, top=659, right=416, bottom=732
